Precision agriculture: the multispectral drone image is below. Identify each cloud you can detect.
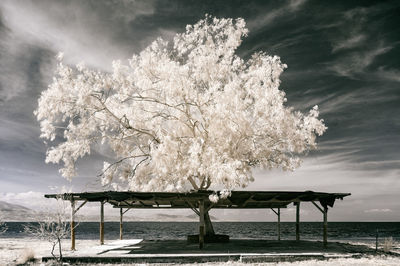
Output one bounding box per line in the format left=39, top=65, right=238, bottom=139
left=328, top=44, right=392, bottom=78
left=321, top=3, right=398, bottom=80
left=374, top=67, right=400, bottom=82
left=247, top=0, right=307, bottom=32
left=0, top=0, right=158, bottom=70
left=332, top=34, right=367, bottom=53
left=318, top=86, right=397, bottom=115
left=329, top=7, right=370, bottom=53
left=364, top=208, right=392, bottom=213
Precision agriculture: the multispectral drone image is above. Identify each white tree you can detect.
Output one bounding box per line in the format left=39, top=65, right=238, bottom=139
left=35, top=15, right=326, bottom=197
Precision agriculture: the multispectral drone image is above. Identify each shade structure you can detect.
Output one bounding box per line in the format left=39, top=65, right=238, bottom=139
left=45, top=190, right=350, bottom=250
left=45, top=190, right=350, bottom=210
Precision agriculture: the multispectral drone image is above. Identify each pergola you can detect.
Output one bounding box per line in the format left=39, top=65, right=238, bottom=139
left=45, top=190, right=350, bottom=250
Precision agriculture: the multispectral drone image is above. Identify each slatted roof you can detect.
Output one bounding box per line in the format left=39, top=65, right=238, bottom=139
left=45, top=190, right=350, bottom=209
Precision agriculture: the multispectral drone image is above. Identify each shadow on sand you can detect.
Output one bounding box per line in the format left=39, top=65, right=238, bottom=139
left=43, top=239, right=399, bottom=264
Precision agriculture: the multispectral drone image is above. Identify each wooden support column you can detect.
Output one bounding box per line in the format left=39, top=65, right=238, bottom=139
left=199, top=200, right=205, bottom=249
left=323, top=206, right=328, bottom=247
left=277, top=208, right=281, bottom=241
left=120, top=208, right=123, bottom=240
left=271, top=208, right=281, bottom=241
left=312, top=201, right=329, bottom=247
left=70, top=200, right=75, bottom=250
left=295, top=202, right=300, bottom=241
left=100, top=201, right=104, bottom=245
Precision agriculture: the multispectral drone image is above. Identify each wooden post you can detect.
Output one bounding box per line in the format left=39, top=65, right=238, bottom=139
left=100, top=201, right=104, bottom=245
left=120, top=208, right=123, bottom=240
left=70, top=200, right=75, bottom=250
left=296, top=202, right=300, bottom=241
left=323, top=206, right=328, bottom=247
left=199, top=200, right=205, bottom=249
left=277, top=208, right=281, bottom=241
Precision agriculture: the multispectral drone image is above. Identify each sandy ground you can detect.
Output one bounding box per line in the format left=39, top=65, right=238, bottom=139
left=0, top=238, right=98, bottom=265
left=1, top=238, right=399, bottom=265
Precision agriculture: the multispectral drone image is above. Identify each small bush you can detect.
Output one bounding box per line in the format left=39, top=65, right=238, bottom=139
left=383, top=237, right=394, bottom=252
left=17, top=247, right=35, bottom=264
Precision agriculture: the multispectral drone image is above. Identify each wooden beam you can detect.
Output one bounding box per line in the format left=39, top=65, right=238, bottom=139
left=295, top=202, right=300, bottom=241
left=311, top=201, right=324, bottom=213
left=241, top=195, right=254, bottom=207
left=74, top=200, right=88, bottom=215
left=100, top=201, right=104, bottom=245
left=70, top=200, right=76, bottom=251
left=186, top=200, right=200, bottom=216
left=121, top=200, right=130, bottom=206
left=205, top=203, right=215, bottom=213
left=199, top=200, right=205, bottom=249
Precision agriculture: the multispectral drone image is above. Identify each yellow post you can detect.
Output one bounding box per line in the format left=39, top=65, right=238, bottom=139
left=323, top=206, right=328, bottom=247
left=70, top=200, right=75, bottom=250
left=199, top=200, right=205, bottom=249
left=120, top=208, right=123, bottom=240
left=277, top=208, right=281, bottom=241
left=100, top=201, right=104, bottom=245
left=296, top=202, right=300, bottom=241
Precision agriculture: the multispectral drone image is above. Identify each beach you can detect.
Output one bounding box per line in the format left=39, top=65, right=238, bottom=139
left=1, top=237, right=400, bottom=265
left=1, top=221, right=400, bottom=265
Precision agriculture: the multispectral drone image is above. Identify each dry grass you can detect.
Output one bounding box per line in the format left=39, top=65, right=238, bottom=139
left=16, top=247, right=35, bottom=264
left=383, top=237, right=395, bottom=253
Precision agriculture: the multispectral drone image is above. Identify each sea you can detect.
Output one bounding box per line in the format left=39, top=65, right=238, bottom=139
left=2, top=222, right=400, bottom=247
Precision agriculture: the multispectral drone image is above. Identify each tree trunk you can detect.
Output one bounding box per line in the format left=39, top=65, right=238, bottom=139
left=58, top=238, right=62, bottom=261
left=204, top=210, right=215, bottom=235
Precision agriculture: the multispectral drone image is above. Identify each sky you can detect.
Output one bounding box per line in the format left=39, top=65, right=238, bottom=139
left=0, top=0, right=399, bottom=222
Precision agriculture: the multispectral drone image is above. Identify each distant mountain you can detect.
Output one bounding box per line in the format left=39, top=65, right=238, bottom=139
left=186, top=214, right=218, bottom=221
left=0, top=200, right=217, bottom=222
left=0, top=200, right=39, bottom=221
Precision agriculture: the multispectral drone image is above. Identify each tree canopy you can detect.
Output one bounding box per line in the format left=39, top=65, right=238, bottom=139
left=35, top=16, right=326, bottom=199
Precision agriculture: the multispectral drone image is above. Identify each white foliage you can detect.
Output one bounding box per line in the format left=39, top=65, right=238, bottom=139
left=209, top=193, right=220, bottom=203
left=35, top=15, right=326, bottom=192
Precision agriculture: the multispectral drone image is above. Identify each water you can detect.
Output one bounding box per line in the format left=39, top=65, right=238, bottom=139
left=2, top=222, right=400, bottom=245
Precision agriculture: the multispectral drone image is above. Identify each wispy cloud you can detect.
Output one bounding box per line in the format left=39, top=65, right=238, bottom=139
left=318, top=85, right=396, bottom=115
left=374, top=67, right=400, bottom=82
left=364, top=208, right=392, bottom=213
left=332, top=34, right=367, bottom=53
left=247, top=0, right=307, bottom=32
left=329, top=7, right=370, bottom=53
left=322, top=3, right=399, bottom=80
left=328, top=44, right=392, bottom=78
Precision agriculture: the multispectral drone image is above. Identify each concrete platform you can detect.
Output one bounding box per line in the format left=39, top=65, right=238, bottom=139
left=42, top=239, right=382, bottom=264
